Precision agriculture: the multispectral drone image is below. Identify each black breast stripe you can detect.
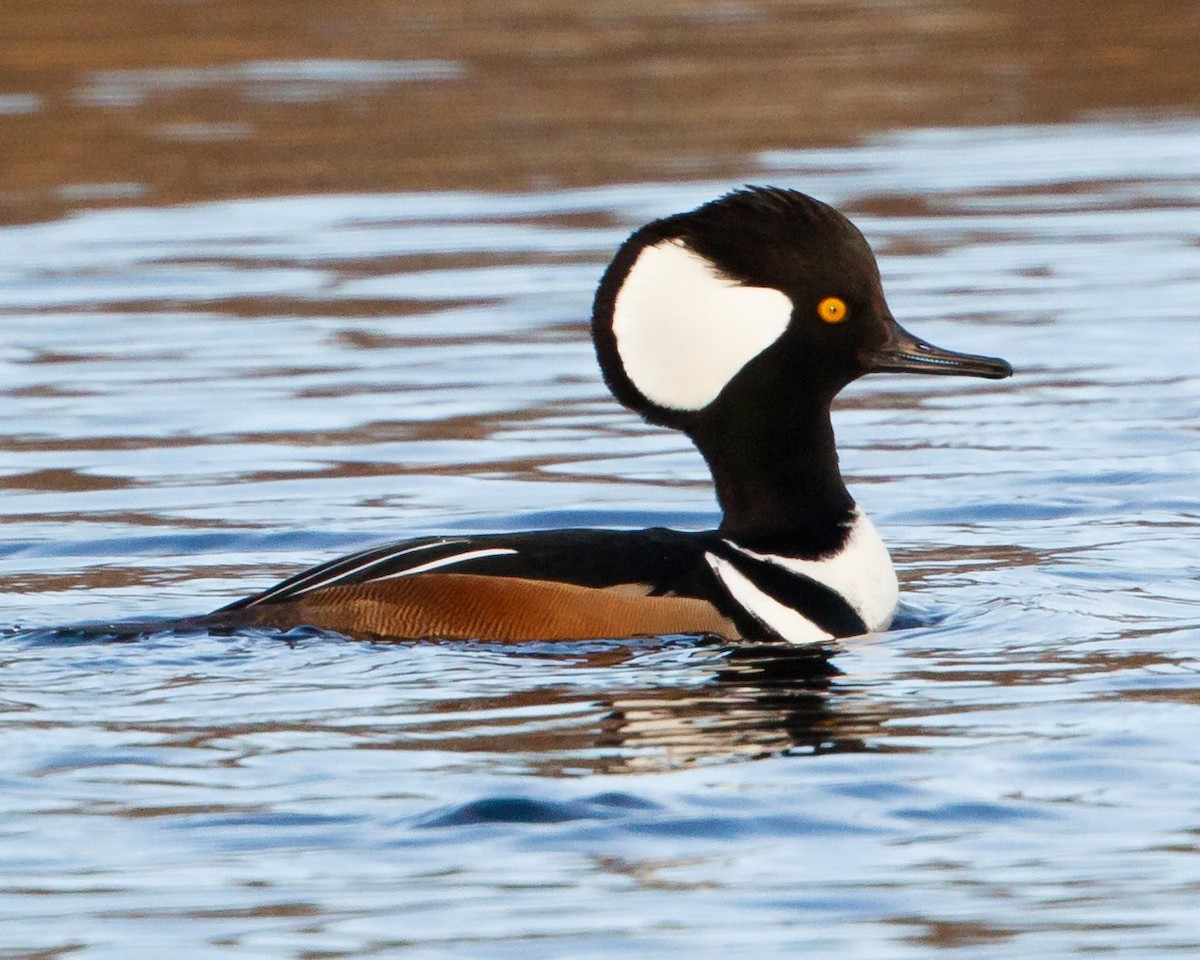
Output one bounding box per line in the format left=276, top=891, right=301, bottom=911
left=706, top=542, right=868, bottom=639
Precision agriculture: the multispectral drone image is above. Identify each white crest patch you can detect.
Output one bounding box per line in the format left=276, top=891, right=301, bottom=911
left=612, top=239, right=793, bottom=411
left=725, top=511, right=898, bottom=633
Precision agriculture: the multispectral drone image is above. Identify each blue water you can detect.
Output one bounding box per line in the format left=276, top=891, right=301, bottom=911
left=2, top=118, right=1200, bottom=957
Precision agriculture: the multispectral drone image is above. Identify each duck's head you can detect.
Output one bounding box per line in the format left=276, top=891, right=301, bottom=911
left=592, top=187, right=1012, bottom=433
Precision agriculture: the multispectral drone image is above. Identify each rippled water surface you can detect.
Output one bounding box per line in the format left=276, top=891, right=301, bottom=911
left=3, top=115, right=1200, bottom=957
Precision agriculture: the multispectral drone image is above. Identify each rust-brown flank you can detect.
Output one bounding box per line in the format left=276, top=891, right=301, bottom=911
left=224, top=573, right=739, bottom=642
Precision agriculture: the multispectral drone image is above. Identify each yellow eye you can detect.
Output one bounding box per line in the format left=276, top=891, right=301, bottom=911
left=817, top=296, right=848, bottom=324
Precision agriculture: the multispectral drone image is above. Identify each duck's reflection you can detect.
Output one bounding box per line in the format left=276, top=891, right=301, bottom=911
left=383, top=640, right=885, bottom=775
left=12, top=621, right=891, bottom=775
left=594, top=645, right=851, bottom=773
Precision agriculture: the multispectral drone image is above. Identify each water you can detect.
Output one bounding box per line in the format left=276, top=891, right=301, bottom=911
left=4, top=19, right=1200, bottom=953
left=3, top=116, right=1198, bottom=958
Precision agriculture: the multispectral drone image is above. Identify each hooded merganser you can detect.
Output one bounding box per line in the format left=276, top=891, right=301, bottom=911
left=210, top=187, right=1012, bottom=644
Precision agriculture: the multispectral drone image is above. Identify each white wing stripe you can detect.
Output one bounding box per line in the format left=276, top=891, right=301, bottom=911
left=253, top=538, right=467, bottom=603
left=373, top=548, right=518, bottom=579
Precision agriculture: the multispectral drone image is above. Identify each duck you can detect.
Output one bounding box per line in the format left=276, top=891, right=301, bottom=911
left=206, top=187, right=1012, bottom=644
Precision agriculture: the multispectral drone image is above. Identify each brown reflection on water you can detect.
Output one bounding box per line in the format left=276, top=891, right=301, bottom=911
left=316, top=642, right=884, bottom=775
left=2, top=0, right=1197, bottom=223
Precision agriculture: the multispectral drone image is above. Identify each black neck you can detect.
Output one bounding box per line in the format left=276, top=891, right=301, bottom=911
left=689, top=394, right=855, bottom=557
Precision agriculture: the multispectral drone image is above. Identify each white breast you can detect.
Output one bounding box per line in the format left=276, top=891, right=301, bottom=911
left=707, top=512, right=898, bottom=643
